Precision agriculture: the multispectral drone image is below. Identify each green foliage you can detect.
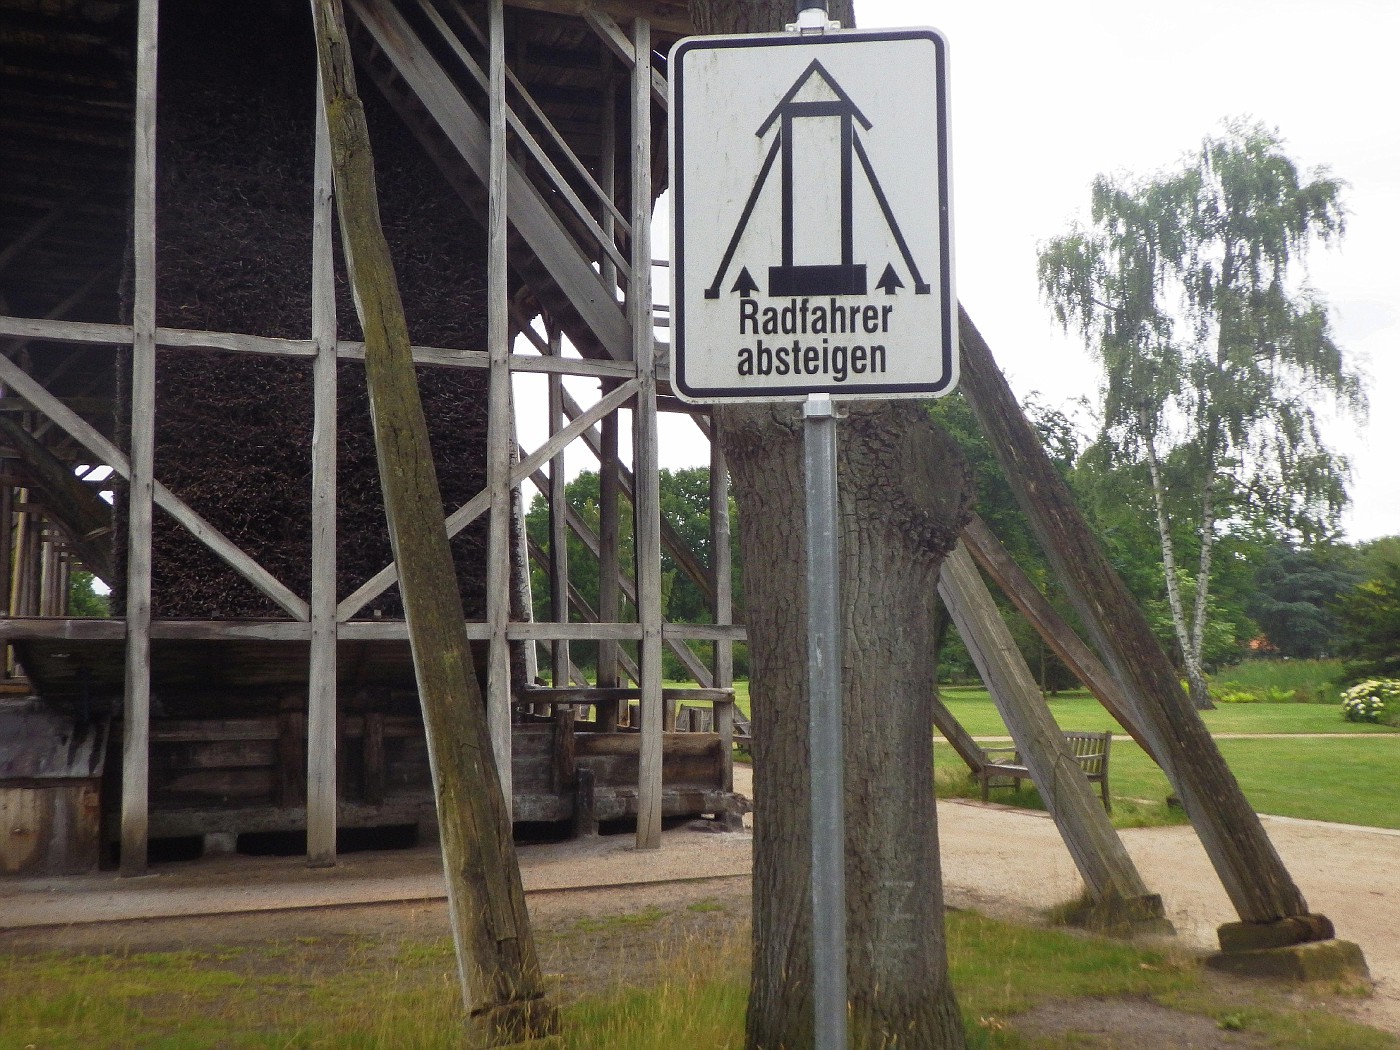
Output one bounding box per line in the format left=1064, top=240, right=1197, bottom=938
left=1041, top=119, right=1364, bottom=704
left=927, top=392, right=1084, bottom=690
left=66, top=569, right=109, bottom=617
left=524, top=467, right=744, bottom=681
left=1247, top=541, right=1362, bottom=657
left=1212, top=656, right=1341, bottom=704
left=1336, top=560, right=1400, bottom=683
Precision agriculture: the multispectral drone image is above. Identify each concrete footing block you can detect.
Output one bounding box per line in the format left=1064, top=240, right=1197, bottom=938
left=1059, top=892, right=1177, bottom=937
left=1206, top=938, right=1370, bottom=982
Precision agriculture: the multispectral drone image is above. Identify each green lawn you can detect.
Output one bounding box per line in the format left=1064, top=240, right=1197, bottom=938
left=2, top=910, right=1389, bottom=1049
left=935, top=688, right=1398, bottom=737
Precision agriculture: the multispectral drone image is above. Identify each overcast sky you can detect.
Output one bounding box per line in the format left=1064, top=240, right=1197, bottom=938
left=522, top=0, right=1398, bottom=543
left=855, top=0, right=1399, bottom=542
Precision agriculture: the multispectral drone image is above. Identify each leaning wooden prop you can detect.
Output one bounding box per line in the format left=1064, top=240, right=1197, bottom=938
left=310, top=0, right=556, bottom=1042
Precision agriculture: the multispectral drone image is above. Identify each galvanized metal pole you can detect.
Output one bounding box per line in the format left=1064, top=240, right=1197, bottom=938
left=804, top=394, right=846, bottom=1050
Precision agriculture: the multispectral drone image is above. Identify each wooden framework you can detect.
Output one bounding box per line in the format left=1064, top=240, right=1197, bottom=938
left=0, top=0, right=744, bottom=871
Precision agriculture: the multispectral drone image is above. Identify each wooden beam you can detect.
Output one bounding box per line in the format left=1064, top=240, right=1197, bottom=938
left=485, top=0, right=514, bottom=808
left=310, top=0, right=554, bottom=1039
left=709, top=439, right=735, bottom=793
left=929, top=693, right=987, bottom=774
left=349, top=0, right=633, bottom=362
left=956, top=305, right=1317, bottom=931
left=120, top=0, right=157, bottom=878
left=960, top=513, right=1160, bottom=764
left=306, top=79, right=339, bottom=868
left=629, top=16, right=662, bottom=850
left=939, top=542, right=1164, bottom=915
left=547, top=328, right=570, bottom=689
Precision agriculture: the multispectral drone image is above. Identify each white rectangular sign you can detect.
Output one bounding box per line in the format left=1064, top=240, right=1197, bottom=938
left=669, top=28, right=955, bottom=403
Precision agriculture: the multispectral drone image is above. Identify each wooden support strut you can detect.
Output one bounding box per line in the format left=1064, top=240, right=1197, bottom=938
left=629, top=15, right=663, bottom=851
left=119, top=0, right=158, bottom=878
left=939, top=542, right=1165, bottom=918
left=956, top=304, right=1326, bottom=938
left=309, top=0, right=555, bottom=1041
left=960, top=512, right=1161, bottom=765
left=306, top=77, right=339, bottom=868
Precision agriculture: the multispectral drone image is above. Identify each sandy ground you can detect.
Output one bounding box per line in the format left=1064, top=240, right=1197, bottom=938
left=3, top=762, right=1398, bottom=1033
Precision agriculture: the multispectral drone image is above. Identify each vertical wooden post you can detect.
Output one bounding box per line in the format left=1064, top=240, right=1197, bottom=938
left=484, top=0, right=514, bottom=809
left=939, top=543, right=1166, bottom=922
left=547, top=327, right=571, bottom=690
left=629, top=16, right=662, bottom=850
left=306, top=74, right=339, bottom=867
left=310, top=0, right=555, bottom=1039
left=710, top=437, right=736, bottom=798
left=120, top=0, right=158, bottom=877
left=595, top=61, right=621, bottom=730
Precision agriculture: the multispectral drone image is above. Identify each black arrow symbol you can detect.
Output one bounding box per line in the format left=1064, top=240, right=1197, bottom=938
left=876, top=263, right=904, bottom=295
left=731, top=267, right=759, bottom=298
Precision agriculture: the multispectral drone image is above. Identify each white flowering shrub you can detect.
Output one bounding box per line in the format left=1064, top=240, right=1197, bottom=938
left=1340, top=679, right=1400, bottom=724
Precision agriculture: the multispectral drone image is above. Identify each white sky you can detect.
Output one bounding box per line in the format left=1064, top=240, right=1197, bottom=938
left=519, top=0, right=1399, bottom=543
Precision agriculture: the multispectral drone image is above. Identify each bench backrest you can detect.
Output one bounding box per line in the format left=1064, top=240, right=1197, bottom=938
left=1062, top=730, right=1111, bottom=776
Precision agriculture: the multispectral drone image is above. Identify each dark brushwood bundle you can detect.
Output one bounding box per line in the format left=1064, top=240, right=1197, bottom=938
left=112, top=0, right=490, bottom=620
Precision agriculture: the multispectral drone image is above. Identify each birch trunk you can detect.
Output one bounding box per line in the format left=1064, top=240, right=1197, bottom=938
left=1138, top=408, right=1213, bottom=710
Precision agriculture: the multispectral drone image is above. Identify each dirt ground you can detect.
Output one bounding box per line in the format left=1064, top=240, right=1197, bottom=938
left=3, top=762, right=1398, bottom=1045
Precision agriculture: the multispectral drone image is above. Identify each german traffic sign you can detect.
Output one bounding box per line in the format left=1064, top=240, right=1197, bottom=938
left=669, top=28, right=955, bottom=403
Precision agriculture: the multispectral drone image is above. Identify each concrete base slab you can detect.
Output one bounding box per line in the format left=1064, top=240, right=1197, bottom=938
left=1206, top=938, right=1370, bottom=982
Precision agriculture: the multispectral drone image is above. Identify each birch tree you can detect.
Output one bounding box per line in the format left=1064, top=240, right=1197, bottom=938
left=1040, top=120, right=1364, bottom=709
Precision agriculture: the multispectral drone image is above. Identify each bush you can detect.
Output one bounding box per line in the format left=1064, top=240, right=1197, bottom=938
left=1340, top=679, right=1400, bottom=724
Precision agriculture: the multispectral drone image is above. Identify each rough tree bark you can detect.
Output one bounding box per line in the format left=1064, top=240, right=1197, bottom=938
left=720, top=398, right=973, bottom=1050
left=309, top=1, right=555, bottom=1043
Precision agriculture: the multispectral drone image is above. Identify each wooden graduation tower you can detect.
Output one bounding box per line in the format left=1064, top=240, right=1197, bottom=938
left=0, top=0, right=744, bottom=874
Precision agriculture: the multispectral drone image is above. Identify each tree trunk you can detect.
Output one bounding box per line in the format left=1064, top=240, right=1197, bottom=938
left=720, top=401, right=973, bottom=1050
left=1187, top=471, right=1218, bottom=710
left=309, top=2, right=554, bottom=1043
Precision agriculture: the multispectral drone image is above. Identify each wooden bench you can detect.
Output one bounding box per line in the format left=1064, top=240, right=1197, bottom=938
left=976, top=730, right=1113, bottom=813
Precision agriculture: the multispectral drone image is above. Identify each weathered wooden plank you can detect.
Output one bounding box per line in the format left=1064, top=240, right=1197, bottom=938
left=485, top=0, right=514, bottom=809
left=547, top=329, right=570, bottom=689
left=349, top=0, right=632, bottom=361
left=157, top=328, right=316, bottom=358
left=120, top=0, right=158, bottom=877
left=307, top=80, right=339, bottom=867
left=960, top=513, right=1159, bottom=763
left=957, top=305, right=1315, bottom=930
left=709, top=438, right=735, bottom=795
left=939, top=542, right=1161, bottom=914
left=0, top=315, right=132, bottom=346
left=629, top=17, right=663, bottom=851
left=662, top=624, right=747, bottom=642
left=929, top=692, right=987, bottom=774
left=311, top=0, right=553, bottom=1038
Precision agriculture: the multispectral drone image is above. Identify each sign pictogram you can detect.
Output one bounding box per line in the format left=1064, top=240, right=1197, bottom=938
left=669, top=28, right=954, bottom=403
